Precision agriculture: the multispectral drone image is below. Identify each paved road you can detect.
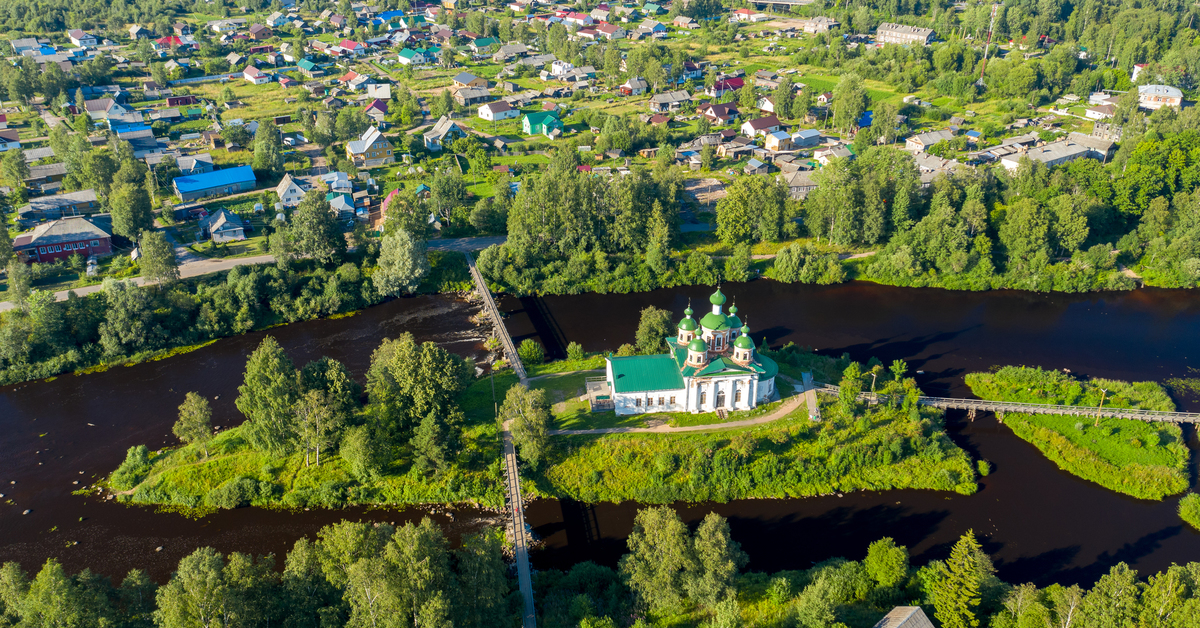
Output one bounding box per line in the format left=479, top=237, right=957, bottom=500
left=0, top=254, right=274, bottom=313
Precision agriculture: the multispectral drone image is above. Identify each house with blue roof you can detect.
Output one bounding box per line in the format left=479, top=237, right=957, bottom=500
left=173, top=165, right=257, bottom=201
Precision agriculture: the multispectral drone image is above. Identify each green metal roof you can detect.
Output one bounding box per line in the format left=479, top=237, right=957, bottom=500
left=609, top=355, right=685, bottom=393
left=694, top=357, right=753, bottom=377
left=688, top=338, right=707, bottom=351
left=734, top=334, right=755, bottom=350
left=678, top=317, right=697, bottom=331
left=709, top=288, right=726, bottom=305
left=699, top=312, right=728, bottom=329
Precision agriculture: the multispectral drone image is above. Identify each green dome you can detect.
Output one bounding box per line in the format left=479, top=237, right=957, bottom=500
left=709, top=288, right=726, bottom=306
left=688, top=338, right=708, bottom=352
left=678, top=317, right=697, bottom=331
left=734, top=328, right=755, bottom=350
left=684, top=305, right=694, bottom=316
left=699, top=312, right=727, bottom=329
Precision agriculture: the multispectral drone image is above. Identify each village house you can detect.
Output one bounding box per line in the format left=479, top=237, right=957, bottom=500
left=522, top=111, right=563, bottom=137
left=741, top=116, right=782, bottom=137
left=346, top=126, right=394, bottom=168
left=597, top=24, right=628, bottom=39
left=620, top=77, right=649, bottom=96
left=201, top=209, right=246, bottom=242
left=364, top=99, right=388, bottom=124
left=249, top=24, right=273, bottom=40
left=1138, top=84, right=1183, bottom=110
left=875, top=22, right=935, bottom=46
left=707, top=77, right=744, bottom=98
left=814, top=144, right=854, bottom=165
left=275, top=174, right=307, bottom=208
left=68, top=29, right=97, bottom=47
left=454, top=87, right=493, bottom=107
left=423, top=116, right=467, bottom=151
left=791, top=129, right=821, bottom=148
left=453, top=72, right=489, bottom=90
left=243, top=66, right=271, bottom=84
left=478, top=101, right=519, bottom=121
left=649, top=90, right=691, bottom=113
left=699, top=102, right=740, bottom=125
left=744, top=158, right=770, bottom=175
left=178, top=153, right=216, bottom=177
left=18, top=190, right=100, bottom=221
left=905, top=129, right=956, bottom=152
left=13, top=216, right=112, bottom=263
left=799, top=16, right=839, bottom=33
left=0, top=130, right=20, bottom=152
left=765, top=131, right=794, bottom=151
left=173, top=165, right=257, bottom=201
left=779, top=169, right=817, bottom=199
left=602, top=288, right=778, bottom=415
left=297, top=59, right=325, bottom=77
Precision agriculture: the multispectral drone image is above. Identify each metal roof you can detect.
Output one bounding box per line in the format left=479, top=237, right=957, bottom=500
left=173, top=165, right=256, bottom=193
left=609, top=355, right=685, bottom=393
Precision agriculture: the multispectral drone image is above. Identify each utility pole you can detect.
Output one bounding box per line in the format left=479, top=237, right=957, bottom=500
left=1095, top=388, right=1108, bottom=427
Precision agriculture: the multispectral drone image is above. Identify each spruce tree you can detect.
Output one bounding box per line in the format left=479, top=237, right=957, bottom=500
left=410, top=411, right=448, bottom=475
left=932, top=530, right=984, bottom=628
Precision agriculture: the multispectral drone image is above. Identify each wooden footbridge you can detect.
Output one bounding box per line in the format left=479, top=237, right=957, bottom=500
left=813, top=383, right=1200, bottom=423
left=465, top=253, right=535, bottom=628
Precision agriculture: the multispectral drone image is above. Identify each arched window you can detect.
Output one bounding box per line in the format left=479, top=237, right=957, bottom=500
left=700, top=390, right=707, bottom=405
left=735, top=389, right=742, bottom=403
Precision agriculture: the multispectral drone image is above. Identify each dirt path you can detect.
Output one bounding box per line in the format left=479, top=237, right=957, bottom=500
left=549, top=382, right=808, bottom=436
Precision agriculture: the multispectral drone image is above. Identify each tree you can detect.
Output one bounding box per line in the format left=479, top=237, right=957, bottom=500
left=772, top=77, right=794, bottom=120
left=156, top=548, right=229, bottom=628
left=724, top=244, right=752, bottom=282
left=832, top=73, right=869, bottom=133
left=99, top=279, right=157, bottom=356
left=235, top=336, right=300, bottom=455
left=294, top=390, right=340, bottom=467
left=291, top=191, right=346, bottom=263
left=411, top=410, right=450, bottom=475
left=139, top=230, right=179, bottom=285
left=374, top=229, right=429, bottom=297
left=619, top=506, right=696, bottom=613
left=19, top=559, right=91, bottom=627
left=517, top=338, right=544, bottom=365
left=635, top=306, right=673, bottom=354
left=340, top=425, right=384, bottom=482
left=109, top=180, right=154, bottom=239
left=1078, top=563, right=1142, bottom=628
left=864, top=537, right=909, bottom=590
left=335, top=107, right=371, bottom=142
left=839, top=362, right=863, bottom=412
left=738, top=83, right=758, bottom=111
left=453, top=532, right=509, bottom=628
left=6, top=259, right=31, bottom=307
left=252, top=119, right=285, bottom=176
left=931, top=530, right=985, bottom=628
left=716, top=176, right=789, bottom=245
left=1, top=148, right=29, bottom=191
left=366, top=333, right=471, bottom=440
left=686, top=512, right=747, bottom=607
left=501, top=385, right=551, bottom=469
left=174, top=392, right=214, bottom=457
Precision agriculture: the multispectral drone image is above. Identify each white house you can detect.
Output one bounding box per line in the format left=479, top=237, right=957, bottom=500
left=68, top=29, right=97, bottom=47
left=200, top=209, right=246, bottom=242
left=478, top=101, right=519, bottom=121
left=275, top=173, right=306, bottom=207
left=243, top=66, right=271, bottom=84
left=604, top=288, right=778, bottom=416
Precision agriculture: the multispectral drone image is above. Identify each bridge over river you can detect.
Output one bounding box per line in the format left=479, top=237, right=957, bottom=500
left=813, top=383, right=1200, bottom=423
left=465, top=253, right=536, bottom=628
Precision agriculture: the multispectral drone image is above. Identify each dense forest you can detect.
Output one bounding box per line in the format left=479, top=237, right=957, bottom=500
left=4, top=509, right=1200, bottom=628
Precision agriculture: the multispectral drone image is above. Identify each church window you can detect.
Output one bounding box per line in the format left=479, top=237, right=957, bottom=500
left=735, top=389, right=742, bottom=402
left=700, top=391, right=707, bottom=404
left=669, top=396, right=675, bottom=405
left=658, top=397, right=664, bottom=406
left=635, top=398, right=641, bottom=407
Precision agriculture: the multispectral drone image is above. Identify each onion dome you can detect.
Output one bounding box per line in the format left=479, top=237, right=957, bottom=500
left=726, top=303, right=742, bottom=330
left=688, top=337, right=708, bottom=352
left=709, top=288, right=727, bottom=306
left=678, top=311, right=697, bottom=331
left=734, top=324, right=755, bottom=350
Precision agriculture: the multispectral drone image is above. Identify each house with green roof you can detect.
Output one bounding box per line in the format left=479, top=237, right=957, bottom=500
left=397, top=48, right=428, bottom=65
left=604, top=288, right=779, bottom=415
left=522, top=111, right=563, bottom=137
left=297, top=58, right=324, bottom=77
left=470, top=37, right=499, bottom=53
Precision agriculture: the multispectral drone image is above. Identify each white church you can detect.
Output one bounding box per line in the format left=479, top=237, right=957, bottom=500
left=604, top=288, right=779, bottom=415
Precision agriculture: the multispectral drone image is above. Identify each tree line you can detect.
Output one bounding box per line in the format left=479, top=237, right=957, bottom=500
left=6, top=507, right=1200, bottom=628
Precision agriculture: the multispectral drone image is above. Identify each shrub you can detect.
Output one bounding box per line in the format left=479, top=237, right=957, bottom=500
left=341, top=425, right=383, bottom=482
left=518, top=339, right=545, bottom=365
left=977, top=460, right=991, bottom=476
left=566, top=341, right=585, bottom=363
left=110, top=445, right=152, bottom=491
left=204, top=476, right=260, bottom=509
left=1180, top=493, right=1200, bottom=530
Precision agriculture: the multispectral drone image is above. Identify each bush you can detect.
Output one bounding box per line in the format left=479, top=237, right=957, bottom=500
left=566, top=341, right=585, bottom=363
left=341, top=425, right=383, bottom=482
left=204, top=476, right=260, bottom=509
left=110, top=445, right=152, bottom=491
left=518, top=339, right=545, bottom=365
left=977, top=459, right=991, bottom=476
left=1180, top=493, right=1200, bottom=530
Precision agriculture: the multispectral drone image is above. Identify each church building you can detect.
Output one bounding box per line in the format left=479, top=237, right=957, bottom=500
left=605, top=288, right=779, bottom=415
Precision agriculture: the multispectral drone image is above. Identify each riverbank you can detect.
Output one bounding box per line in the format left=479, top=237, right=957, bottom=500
left=964, top=366, right=1188, bottom=500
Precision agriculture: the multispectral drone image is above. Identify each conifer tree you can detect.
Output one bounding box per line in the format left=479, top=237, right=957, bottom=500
left=932, top=530, right=984, bottom=628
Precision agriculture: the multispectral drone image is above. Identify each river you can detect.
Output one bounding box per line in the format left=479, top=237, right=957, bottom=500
left=2, top=282, right=1199, bottom=587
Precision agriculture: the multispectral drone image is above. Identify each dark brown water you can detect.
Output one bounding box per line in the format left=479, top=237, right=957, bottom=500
left=0, top=295, right=496, bottom=581
left=4, top=282, right=1200, bottom=588
left=502, top=281, right=1200, bottom=586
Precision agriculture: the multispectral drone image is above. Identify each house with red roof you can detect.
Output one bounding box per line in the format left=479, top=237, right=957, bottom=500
left=338, top=39, right=366, bottom=55
left=707, top=77, right=745, bottom=98
left=364, top=99, right=388, bottom=123
left=0, top=114, right=8, bottom=129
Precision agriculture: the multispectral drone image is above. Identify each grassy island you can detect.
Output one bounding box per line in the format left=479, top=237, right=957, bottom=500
left=107, top=333, right=983, bottom=511
left=964, top=366, right=1188, bottom=500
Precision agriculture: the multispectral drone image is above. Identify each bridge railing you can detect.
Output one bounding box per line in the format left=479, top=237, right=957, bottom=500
left=464, top=252, right=526, bottom=382
left=813, top=382, right=1200, bottom=423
